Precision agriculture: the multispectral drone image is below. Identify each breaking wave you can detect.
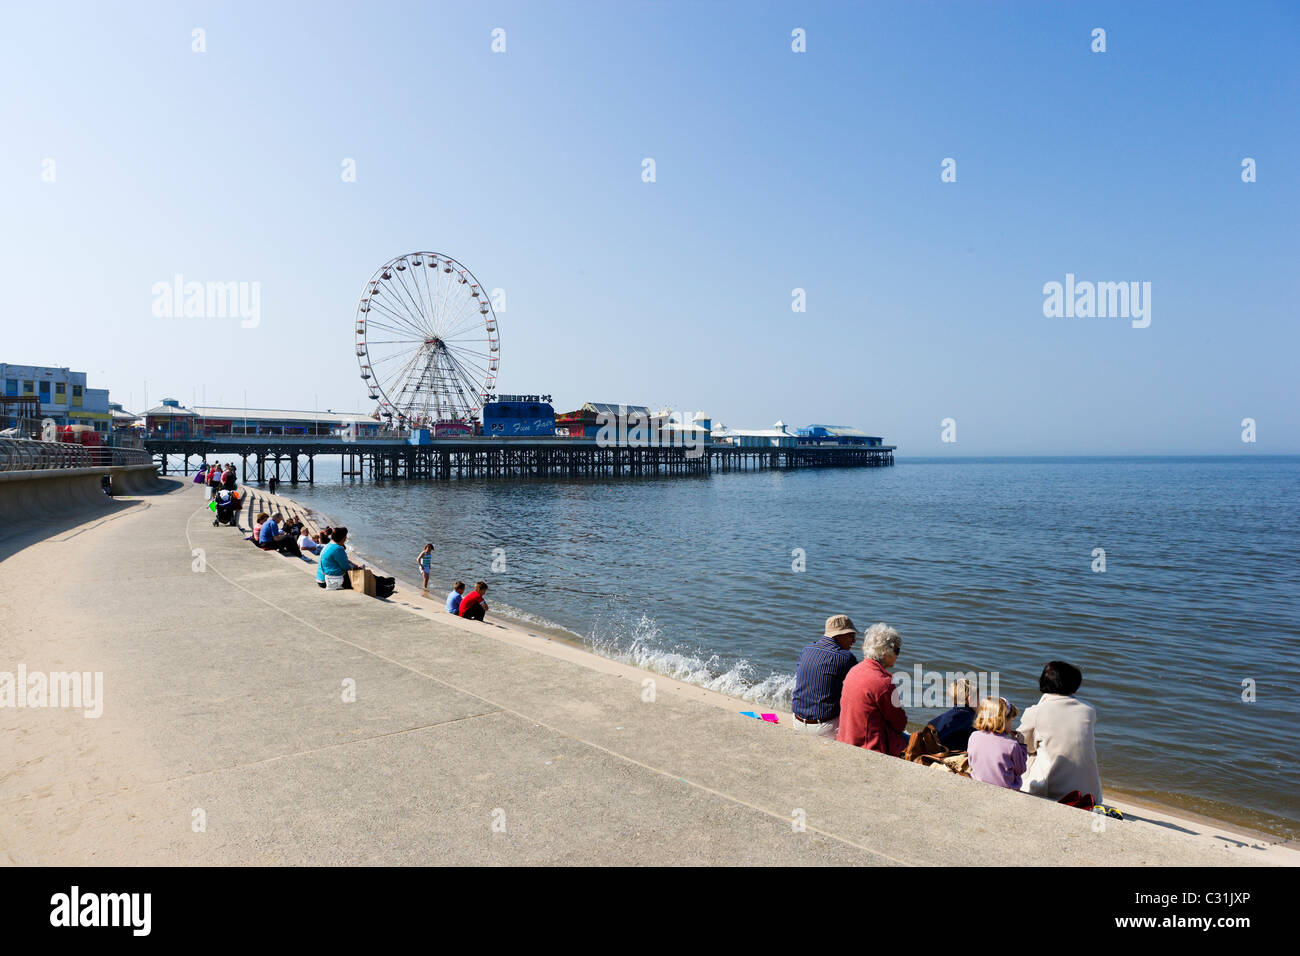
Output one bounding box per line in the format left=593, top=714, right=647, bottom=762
left=586, top=612, right=795, bottom=708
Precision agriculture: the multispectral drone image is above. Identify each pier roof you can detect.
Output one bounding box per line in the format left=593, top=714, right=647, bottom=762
left=143, top=402, right=197, bottom=418
left=192, top=405, right=373, bottom=424
left=800, top=424, right=876, bottom=438
left=582, top=402, right=652, bottom=418
left=722, top=421, right=793, bottom=437
left=146, top=403, right=373, bottom=425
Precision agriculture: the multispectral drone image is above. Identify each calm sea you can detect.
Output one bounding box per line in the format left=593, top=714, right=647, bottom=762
left=254, top=455, right=1300, bottom=836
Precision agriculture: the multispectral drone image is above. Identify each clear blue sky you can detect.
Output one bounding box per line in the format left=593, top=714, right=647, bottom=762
left=2, top=1, right=1296, bottom=454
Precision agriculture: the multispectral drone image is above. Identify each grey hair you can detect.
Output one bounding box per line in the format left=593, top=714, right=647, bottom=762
left=862, top=623, right=901, bottom=662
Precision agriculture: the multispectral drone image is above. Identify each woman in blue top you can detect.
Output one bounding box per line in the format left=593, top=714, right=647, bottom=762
left=316, top=527, right=363, bottom=589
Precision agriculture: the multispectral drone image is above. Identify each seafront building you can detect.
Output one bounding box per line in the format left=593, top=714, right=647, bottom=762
left=712, top=422, right=887, bottom=448
left=657, top=409, right=713, bottom=444
left=716, top=420, right=799, bottom=448
left=0, top=362, right=112, bottom=434
left=109, top=402, right=142, bottom=433
left=479, top=396, right=558, bottom=438
left=554, top=402, right=656, bottom=438
left=795, top=424, right=886, bottom=447
left=143, top=399, right=380, bottom=439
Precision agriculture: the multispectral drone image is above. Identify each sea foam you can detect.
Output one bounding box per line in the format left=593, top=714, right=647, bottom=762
left=586, top=613, right=795, bottom=708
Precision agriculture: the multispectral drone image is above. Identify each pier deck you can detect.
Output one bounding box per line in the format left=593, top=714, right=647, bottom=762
left=145, top=437, right=896, bottom=483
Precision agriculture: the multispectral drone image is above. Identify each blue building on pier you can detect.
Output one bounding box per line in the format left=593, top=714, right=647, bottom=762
left=795, top=424, right=884, bottom=447
left=481, top=396, right=557, bottom=437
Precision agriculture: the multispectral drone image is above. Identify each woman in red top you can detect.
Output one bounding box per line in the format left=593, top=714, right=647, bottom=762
left=836, top=623, right=907, bottom=756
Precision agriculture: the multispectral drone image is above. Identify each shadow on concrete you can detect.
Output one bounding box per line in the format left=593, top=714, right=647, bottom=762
left=0, top=477, right=186, bottom=564
left=1121, top=812, right=1197, bottom=836
left=1118, top=811, right=1274, bottom=852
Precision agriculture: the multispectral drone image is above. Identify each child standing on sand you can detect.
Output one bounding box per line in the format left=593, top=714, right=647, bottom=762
left=417, top=544, right=434, bottom=589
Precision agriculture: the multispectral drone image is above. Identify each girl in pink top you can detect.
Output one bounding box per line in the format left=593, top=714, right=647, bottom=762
left=968, top=697, right=1028, bottom=790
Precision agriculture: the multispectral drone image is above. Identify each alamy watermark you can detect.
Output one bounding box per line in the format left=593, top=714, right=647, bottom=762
left=1, top=665, right=103, bottom=718
left=595, top=406, right=704, bottom=459
left=152, top=274, right=260, bottom=328
left=50, top=886, right=150, bottom=935
left=1043, top=273, right=1150, bottom=328
left=891, top=667, right=1000, bottom=709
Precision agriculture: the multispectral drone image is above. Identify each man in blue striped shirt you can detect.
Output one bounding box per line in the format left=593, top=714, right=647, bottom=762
left=791, top=615, right=859, bottom=737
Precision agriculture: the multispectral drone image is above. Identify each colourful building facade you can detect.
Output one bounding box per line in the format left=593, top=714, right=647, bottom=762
left=0, top=363, right=112, bottom=433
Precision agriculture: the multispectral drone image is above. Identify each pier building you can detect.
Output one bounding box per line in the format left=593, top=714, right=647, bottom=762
left=143, top=400, right=379, bottom=439
left=795, top=424, right=886, bottom=447
left=716, top=421, right=799, bottom=448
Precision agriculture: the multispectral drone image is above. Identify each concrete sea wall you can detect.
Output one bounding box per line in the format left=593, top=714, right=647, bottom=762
left=0, top=464, right=164, bottom=524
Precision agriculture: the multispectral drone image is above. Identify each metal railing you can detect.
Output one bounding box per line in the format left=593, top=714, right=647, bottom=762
left=146, top=432, right=413, bottom=446
left=0, top=438, right=153, bottom=471
left=0, top=438, right=92, bottom=471
left=89, top=446, right=154, bottom=466
left=109, top=433, right=146, bottom=452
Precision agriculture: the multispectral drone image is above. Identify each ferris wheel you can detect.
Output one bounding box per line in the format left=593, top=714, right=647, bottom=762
left=354, top=251, right=500, bottom=428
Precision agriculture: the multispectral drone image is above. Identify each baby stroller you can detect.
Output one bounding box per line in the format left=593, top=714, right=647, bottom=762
left=212, top=490, right=237, bottom=527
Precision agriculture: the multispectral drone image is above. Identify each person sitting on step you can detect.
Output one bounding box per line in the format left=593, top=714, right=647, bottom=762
left=790, top=614, right=859, bottom=737
left=930, top=677, right=979, bottom=751
left=257, top=512, right=301, bottom=556
left=298, top=526, right=323, bottom=555
left=446, top=581, right=465, bottom=614
left=316, top=527, right=364, bottom=589
left=458, top=581, right=489, bottom=621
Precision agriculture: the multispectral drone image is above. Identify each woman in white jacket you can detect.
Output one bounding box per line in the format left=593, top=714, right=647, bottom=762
left=1017, top=661, right=1103, bottom=802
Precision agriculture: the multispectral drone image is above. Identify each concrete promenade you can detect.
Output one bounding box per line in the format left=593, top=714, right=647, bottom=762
left=0, top=478, right=1285, bottom=865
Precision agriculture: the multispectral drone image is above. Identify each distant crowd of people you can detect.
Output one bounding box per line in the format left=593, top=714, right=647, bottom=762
left=195, top=461, right=239, bottom=498
left=248, top=511, right=372, bottom=592
left=791, top=615, right=1103, bottom=804
left=197, top=461, right=285, bottom=507
left=227, top=479, right=369, bottom=591
left=194, top=470, right=444, bottom=608
left=200, top=462, right=244, bottom=527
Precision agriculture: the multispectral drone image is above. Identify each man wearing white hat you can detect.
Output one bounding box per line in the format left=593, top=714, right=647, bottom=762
left=790, top=614, right=859, bottom=737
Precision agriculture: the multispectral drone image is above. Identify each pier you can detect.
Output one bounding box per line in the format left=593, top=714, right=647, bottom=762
left=144, top=436, right=896, bottom=483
